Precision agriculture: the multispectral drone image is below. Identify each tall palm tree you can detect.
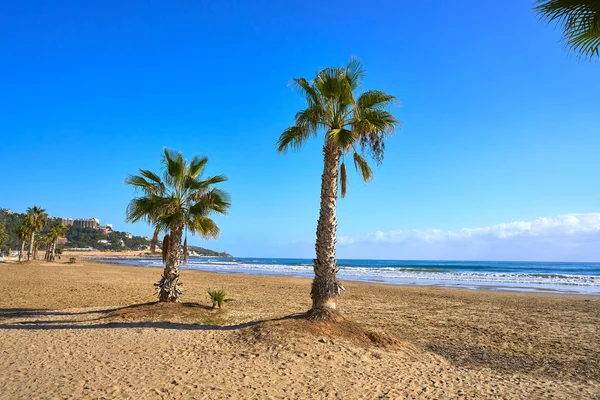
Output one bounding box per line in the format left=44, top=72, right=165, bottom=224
left=25, top=206, right=47, bottom=261
left=277, top=58, right=400, bottom=320
left=535, top=0, right=600, bottom=58
left=125, top=148, right=230, bottom=302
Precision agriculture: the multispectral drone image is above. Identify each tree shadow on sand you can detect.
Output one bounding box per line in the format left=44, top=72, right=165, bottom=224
left=0, top=303, right=399, bottom=348
left=0, top=302, right=306, bottom=332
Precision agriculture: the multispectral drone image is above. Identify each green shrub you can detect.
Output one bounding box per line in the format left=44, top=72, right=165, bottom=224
left=67, top=257, right=76, bottom=264
left=206, top=289, right=232, bottom=309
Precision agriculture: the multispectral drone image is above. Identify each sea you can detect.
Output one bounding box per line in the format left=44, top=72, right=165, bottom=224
left=102, top=257, right=600, bottom=295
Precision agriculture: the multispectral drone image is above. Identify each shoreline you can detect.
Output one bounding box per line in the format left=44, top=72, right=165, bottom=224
left=92, top=256, right=600, bottom=296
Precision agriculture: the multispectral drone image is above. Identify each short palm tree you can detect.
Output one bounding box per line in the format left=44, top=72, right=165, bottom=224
left=277, top=58, right=400, bottom=320
left=15, top=223, right=29, bottom=262
left=25, top=206, right=47, bottom=261
left=535, top=0, right=600, bottom=58
left=126, top=148, right=230, bottom=302
left=43, top=233, right=53, bottom=261
left=47, top=222, right=67, bottom=261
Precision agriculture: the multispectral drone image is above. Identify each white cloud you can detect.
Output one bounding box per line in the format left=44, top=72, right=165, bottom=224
left=339, top=213, right=600, bottom=245
left=337, top=213, right=600, bottom=261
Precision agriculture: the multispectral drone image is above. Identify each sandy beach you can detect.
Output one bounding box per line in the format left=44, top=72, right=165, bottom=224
left=0, top=260, right=598, bottom=399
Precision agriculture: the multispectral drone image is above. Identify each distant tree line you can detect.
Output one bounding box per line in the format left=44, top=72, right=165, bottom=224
left=0, top=209, right=229, bottom=256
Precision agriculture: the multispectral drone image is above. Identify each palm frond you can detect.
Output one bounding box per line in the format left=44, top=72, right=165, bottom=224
left=354, top=108, right=400, bottom=164
left=124, top=174, right=158, bottom=193
left=162, top=234, right=170, bottom=263
left=535, top=0, right=600, bottom=57
left=340, top=161, right=347, bottom=198
left=201, top=174, right=228, bottom=187
left=277, top=125, right=313, bottom=153
left=139, top=169, right=164, bottom=186
left=188, top=189, right=230, bottom=216
left=315, top=67, right=346, bottom=99
left=292, top=77, right=321, bottom=106
left=345, top=56, right=366, bottom=90
left=163, top=147, right=185, bottom=185
left=353, top=152, right=373, bottom=182
left=125, top=195, right=170, bottom=223
left=328, top=128, right=356, bottom=150
left=151, top=226, right=161, bottom=252
left=188, top=215, right=220, bottom=238
left=183, top=236, right=188, bottom=265
left=295, top=104, right=324, bottom=131
left=189, top=156, right=208, bottom=178
left=357, top=90, right=398, bottom=111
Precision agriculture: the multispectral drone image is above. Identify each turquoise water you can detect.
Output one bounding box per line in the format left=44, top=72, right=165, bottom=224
left=104, top=257, right=600, bottom=294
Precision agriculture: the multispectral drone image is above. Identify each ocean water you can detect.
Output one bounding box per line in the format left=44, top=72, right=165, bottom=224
left=103, top=257, right=600, bottom=295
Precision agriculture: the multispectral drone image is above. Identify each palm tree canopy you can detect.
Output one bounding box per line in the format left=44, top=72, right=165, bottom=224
left=535, top=0, right=600, bottom=58
left=276, top=57, right=400, bottom=197
left=25, top=206, right=47, bottom=232
left=15, top=223, right=29, bottom=241
left=48, top=223, right=67, bottom=241
left=125, top=148, right=231, bottom=239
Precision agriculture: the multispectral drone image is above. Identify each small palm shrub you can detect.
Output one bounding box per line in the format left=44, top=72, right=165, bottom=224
left=206, top=289, right=232, bottom=309
left=67, top=257, right=76, bottom=264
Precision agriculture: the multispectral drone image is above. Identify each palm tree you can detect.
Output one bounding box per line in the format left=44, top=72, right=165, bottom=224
left=46, top=223, right=67, bottom=261
left=0, top=219, right=8, bottom=259
left=535, top=0, right=600, bottom=58
left=33, top=233, right=45, bottom=260
left=43, top=233, right=53, bottom=261
left=25, top=206, right=47, bottom=261
left=15, top=224, right=29, bottom=262
left=125, top=148, right=231, bottom=302
left=277, top=58, right=400, bottom=320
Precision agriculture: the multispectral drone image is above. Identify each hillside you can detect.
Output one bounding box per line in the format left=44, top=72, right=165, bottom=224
left=0, top=209, right=231, bottom=257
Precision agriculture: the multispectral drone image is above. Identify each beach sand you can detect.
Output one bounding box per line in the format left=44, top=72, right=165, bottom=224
left=0, top=260, right=598, bottom=399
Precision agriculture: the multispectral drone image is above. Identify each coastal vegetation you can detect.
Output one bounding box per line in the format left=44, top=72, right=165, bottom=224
left=535, top=0, right=600, bottom=58
left=0, top=219, right=7, bottom=256
left=206, top=288, right=233, bottom=309
left=277, top=58, right=400, bottom=320
left=125, top=148, right=230, bottom=302
left=0, top=208, right=229, bottom=257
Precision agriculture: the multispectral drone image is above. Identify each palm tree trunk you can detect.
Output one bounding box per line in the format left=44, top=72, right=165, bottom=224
left=151, top=226, right=160, bottom=253
left=51, top=240, right=57, bottom=261
left=28, top=232, right=35, bottom=261
left=308, top=139, right=344, bottom=321
left=19, top=241, right=25, bottom=262
left=157, top=224, right=184, bottom=302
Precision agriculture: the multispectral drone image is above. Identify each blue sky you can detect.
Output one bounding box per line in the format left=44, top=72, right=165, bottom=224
left=1, top=1, right=599, bottom=261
